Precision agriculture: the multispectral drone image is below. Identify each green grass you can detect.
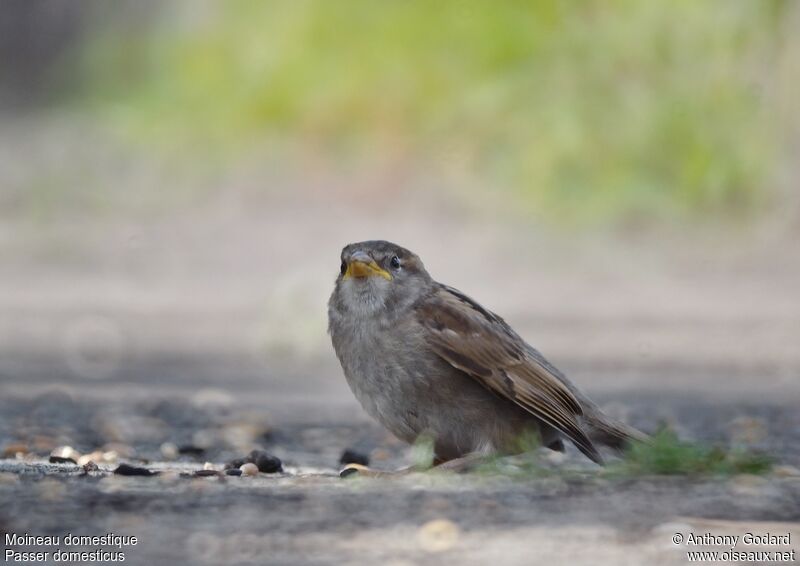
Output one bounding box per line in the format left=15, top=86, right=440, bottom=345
left=611, top=429, right=773, bottom=477
left=76, top=0, right=798, bottom=224
left=469, top=428, right=773, bottom=479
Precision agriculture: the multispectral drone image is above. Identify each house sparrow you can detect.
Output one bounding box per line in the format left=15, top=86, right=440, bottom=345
left=328, top=240, right=646, bottom=474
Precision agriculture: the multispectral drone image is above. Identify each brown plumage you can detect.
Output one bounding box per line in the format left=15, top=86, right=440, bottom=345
left=328, top=240, right=647, bottom=468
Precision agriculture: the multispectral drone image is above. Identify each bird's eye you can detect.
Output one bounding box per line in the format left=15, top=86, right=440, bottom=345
left=340, top=261, right=347, bottom=275
left=390, top=255, right=401, bottom=270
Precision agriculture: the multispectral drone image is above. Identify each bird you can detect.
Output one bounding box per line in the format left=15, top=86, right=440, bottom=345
left=328, top=240, right=647, bottom=476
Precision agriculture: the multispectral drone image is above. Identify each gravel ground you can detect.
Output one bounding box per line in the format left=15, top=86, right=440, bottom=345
left=0, top=377, right=798, bottom=565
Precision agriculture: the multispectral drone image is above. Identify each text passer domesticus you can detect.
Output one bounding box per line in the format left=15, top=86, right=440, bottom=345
left=328, top=240, right=646, bottom=475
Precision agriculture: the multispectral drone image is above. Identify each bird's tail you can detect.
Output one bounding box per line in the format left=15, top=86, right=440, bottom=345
left=581, top=402, right=649, bottom=451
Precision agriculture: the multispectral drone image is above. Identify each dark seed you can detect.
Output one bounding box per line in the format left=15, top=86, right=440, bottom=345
left=49, top=456, right=77, bottom=465
left=224, top=457, right=248, bottom=470
left=340, top=449, right=370, bottom=467
left=249, top=450, right=283, bottom=473
left=177, top=445, right=205, bottom=456
left=340, top=466, right=361, bottom=478
left=193, top=469, right=220, bottom=477
left=113, top=463, right=157, bottom=477
left=225, top=468, right=242, bottom=476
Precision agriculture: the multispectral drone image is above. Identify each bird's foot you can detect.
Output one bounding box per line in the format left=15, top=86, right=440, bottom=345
left=339, top=452, right=488, bottom=478
left=339, top=463, right=414, bottom=478
left=431, top=452, right=486, bottom=473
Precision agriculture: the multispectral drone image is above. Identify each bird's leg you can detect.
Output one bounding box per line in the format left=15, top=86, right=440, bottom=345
left=339, top=463, right=419, bottom=478
left=339, top=452, right=488, bottom=478
left=431, top=452, right=487, bottom=473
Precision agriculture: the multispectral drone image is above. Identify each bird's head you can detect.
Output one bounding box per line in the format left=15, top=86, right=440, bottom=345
left=330, top=240, right=433, bottom=319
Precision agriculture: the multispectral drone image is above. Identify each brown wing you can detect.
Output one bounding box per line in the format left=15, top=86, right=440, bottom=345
left=416, top=284, right=602, bottom=464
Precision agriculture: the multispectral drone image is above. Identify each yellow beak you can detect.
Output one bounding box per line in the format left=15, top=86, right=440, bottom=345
left=344, top=259, right=392, bottom=281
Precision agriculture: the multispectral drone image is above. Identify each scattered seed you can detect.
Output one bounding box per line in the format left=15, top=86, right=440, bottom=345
left=249, top=450, right=282, bottom=473
left=49, top=455, right=78, bottom=465
left=193, top=469, right=220, bottom=477
left=339, top=463, right=369, bottom=478
left=239, top=463, right=259, bottom=477
left=225, top=469, right=242, bottom=477
left=340, top=449, right=370, bottom=467
left=113, top=463, right=157, bottom=477
left=50, top=446, right=81, bottom=463
left=178, top=444, right=205, bottom=456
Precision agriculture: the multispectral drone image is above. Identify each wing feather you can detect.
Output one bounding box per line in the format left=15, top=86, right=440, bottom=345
left=417, top=284, right=602, bottom=464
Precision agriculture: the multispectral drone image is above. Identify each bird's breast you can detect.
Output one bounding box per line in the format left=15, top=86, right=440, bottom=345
left=330, top=315, right=438, bottom=442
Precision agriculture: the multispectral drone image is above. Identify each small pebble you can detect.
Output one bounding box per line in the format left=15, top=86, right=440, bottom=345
left=224, top=451, right=282, bottom=473
left=249, top=450, right=282, bottom=473
left=225, top=469, right=243, bottom=477
left=82, top=461, right=100, bottom=473
left=193, top=469, right=220, bottom=477
left=113, top=463, right=157, bottom=477
left=203, top=462, right=217, bottom=471
left=240, top=463, right=259, bottom=476
left=49, top=455, right=78, bottom=465
left=50, top=446, right=81, bottom=464
left=340, top=449, right=370, bottom=467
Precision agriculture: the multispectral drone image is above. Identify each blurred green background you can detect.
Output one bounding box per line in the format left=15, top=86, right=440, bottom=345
left=2, top=0, right=799, bottom=228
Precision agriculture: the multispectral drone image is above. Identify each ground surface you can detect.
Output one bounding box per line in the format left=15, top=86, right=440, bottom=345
left=1, top=162, right=799, bottom=564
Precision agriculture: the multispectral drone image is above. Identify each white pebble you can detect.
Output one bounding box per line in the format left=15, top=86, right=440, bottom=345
left=160, top=442, right=179, bottom=460
left=240, top=463, right=259, bottom=477
left=51, top=446, right=81, bottom=461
